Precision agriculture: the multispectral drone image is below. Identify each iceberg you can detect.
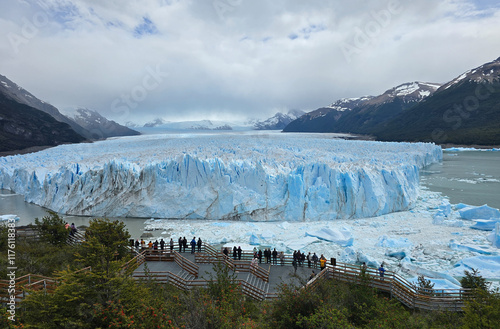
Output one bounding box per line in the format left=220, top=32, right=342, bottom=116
left=0, top=133, right=442, bottom=221
left=459, top=205, right=500, bottom=220
left=448, top=256, right=500, bottom=278
left=305, top=227, right=353, bottom=246
left=470, top=219, right=500, bottom=231
left=0, top=214, right=20, bottom=222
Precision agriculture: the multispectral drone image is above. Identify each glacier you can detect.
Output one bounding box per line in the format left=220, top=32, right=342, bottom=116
left=0, top=133, right=442, bottom=221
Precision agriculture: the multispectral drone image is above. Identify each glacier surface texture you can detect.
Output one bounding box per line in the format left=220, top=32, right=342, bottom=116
left=0, top=133, right=442, bottom=221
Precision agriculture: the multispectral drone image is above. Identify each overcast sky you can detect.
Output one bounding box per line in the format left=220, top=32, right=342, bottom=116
left=1, top=0, right=500, bottom=124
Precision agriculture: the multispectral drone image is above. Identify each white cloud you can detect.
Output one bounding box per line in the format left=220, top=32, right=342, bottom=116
left=1, top=0, right=500, bottom=124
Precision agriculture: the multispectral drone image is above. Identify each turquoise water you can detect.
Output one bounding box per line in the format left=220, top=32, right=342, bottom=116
left=420, top=150, right=500, bottom=209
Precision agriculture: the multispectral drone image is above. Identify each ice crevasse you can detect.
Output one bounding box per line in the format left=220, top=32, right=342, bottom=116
left=0, top=135, right=442, bottom=221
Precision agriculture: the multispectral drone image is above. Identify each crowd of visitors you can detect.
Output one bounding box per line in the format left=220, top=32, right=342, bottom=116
left=132, top=237, right=387, bottom=280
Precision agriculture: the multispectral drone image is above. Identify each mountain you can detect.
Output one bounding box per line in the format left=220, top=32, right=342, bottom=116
left=283, top=97, right=373, bottom=132
left=144, top=118, right=168, bottom=127
left=376, top=57, right=500, bottom=145
left=67, top=108, right=140, bottom=139
left=253, top=109, right=306, bottom=130
left=284, top=82, right=441, bottom=134
left=0, top=93, right=85, bottom=153
left=333, top=82, right=441, bottom=134
left=0, top=74, right=92, bottom=140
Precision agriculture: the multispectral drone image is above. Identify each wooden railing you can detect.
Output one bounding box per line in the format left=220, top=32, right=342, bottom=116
left=173, top=251, right=199, bottom=278
left=0, top=274, right=58, bottom=302
left=306, top=262, right=472, bottom=312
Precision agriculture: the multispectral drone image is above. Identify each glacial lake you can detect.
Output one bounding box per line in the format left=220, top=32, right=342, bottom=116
left=1, top=149, right=499, bottom=238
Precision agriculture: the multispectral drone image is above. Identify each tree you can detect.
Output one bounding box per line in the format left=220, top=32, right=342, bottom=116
left=20, top=218, right=141, bottom=328
left=34, top=211, right=69, bottom=246
left=460, top=268, right=490, bottom=292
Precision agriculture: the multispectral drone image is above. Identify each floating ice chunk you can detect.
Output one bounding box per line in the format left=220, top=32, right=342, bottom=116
left=471, top=219, right=500, bottom=231
left=407, top=277, right=462, bottom=291
left=402, top=263, right=461, bottom=286
left=340, top=247, right=379, bottom=268
left=438, top=200, right=451, bottom=217
left=376, top=236, right=413, bottom=249
left=261, top=231, right=276, bottom=240
left=249, top=233, right=260, bottom=245
left=0, top=214, right=20, bottom=222
left=278, top=221, right=290, bottom=230
left=385, top=250, right=407, bottom=260
left=284, top=236, right=318, bottom=251
left=449, top=256, right=500, bottom=278
left=459, top=205, right=500, bottom=220
left=487, top=223, right=500, bottom=248
left=449, top=240, right=495, bottom=255
left=454, top=203, right=470, bottom=210
left=305, top=227, right=353, bottom=246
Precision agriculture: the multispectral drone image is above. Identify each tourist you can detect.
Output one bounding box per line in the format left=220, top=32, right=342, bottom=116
left=279, top=251, right=284, bottom=266
left=178, top=237, right=182, bottom=252
left=134, top=239, right=139, bottom=249
left=70, top=223, right=77, bottom=236
left=197, top=237, right=202, bottom=252
left=237, top=246, right=242, bottom=260
left=233, top=246, right=237, bottom=260
left=148, top=241, right=153, bottom=249
left=190, top=237, right=196, bottom=253
left=223, top=247, right=229, bottom=257
left=182, top=237, right=187, bottom=252
left=320, top=254, right=326, bottom=271
left=361, top=262, right=367, bottom=275
left=250, top=257, right=258, bottom=273
left=170, top=238, right=174, bottom=252
left=312, top=252, right=319, bottom=269
left=140, top=239, right=145, bottom=250
left=300, top=252, right=305, bottom=267
left=160, top=238, right=165, bottom=250
left=307, top=252, right=312, bottom=268
left=258, top=249, right=262, bottom=263
left=272, top=248, right=278, bottom=265
left=292, top=258, right=298, bottom=274
left=378, top=264, right=385, bottom=280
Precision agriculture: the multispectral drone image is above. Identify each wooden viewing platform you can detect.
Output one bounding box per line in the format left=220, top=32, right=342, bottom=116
left=1, top=241, right=473, bottom=311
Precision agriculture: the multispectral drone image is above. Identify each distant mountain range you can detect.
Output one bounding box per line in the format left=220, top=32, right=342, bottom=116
left=66, top=108, right=140, bottom=139
left=253, top=109, right=305, bottom=130
left=284, top=57, right=500, bottom=145
left=0, top=74, right=139, bottom=153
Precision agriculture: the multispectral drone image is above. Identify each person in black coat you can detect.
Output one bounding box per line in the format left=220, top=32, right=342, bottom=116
left=237, top=246, right=242, bottom=260
left=233, top=246, right=237, bottom=260
left=258, top=249, right=262, bottom=263
left=197, top=238, right=202, bottom=252
left=182, top=237, right=187, bottom=252
left=272, top=248, right=278, bottom=265
left=178, top=237, right=182, bottom=252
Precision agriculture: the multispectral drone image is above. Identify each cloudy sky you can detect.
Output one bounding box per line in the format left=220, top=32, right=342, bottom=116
left=1, top=0, right=500, bottom=125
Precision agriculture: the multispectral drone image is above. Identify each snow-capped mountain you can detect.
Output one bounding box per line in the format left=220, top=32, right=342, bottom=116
left=366, top=81, right=442, bottom=105
left=253, top=109, right=306, bottom=130
left=66, top=108, right=140, bottom=139
left=144, top=118, right=169, bottom=127
left=377, top=57, right=500, bottom=145
left=440, top=56, right=500, bottom=90
left=0, top=74, right=92, bottom=140
left=284, top=81, right=440, bottom=133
